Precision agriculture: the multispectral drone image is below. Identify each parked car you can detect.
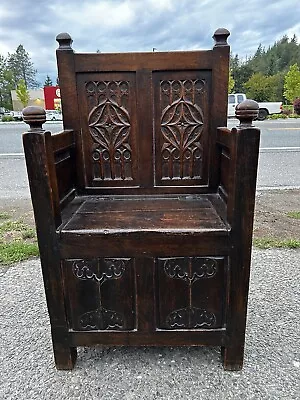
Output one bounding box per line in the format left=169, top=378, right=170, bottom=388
left=228, top=93, right=282, bottom=120
left=46, top=110, right=63, bottom=121
left=10, top=111, right=23, bottom=121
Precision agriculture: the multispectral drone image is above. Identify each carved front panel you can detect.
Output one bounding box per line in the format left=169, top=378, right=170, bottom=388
left=157, top=257, right=225, bottom=329
left=154, top=72, right=210, bottom=186
left=63, top=258, right=135, bottom=331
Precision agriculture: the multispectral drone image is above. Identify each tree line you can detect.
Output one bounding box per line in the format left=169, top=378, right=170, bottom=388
left=230, top=34, right=300, bottom=104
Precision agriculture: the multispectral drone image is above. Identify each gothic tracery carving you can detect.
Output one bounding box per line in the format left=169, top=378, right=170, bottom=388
left=86, top=80, right=132, bottom=181
left=160, top=79, right=206, bottom=180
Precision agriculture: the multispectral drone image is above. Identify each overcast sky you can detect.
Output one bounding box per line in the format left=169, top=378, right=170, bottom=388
left=0, top=0, right=299, bottom=86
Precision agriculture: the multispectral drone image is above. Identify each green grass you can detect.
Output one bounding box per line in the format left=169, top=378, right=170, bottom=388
left=287, top=211, right=300, bottom=219
left=0, top=220, right=28, bottom=234
left=21, top=228, right=36, bottom=239
left=0, top=216, right=38, bottom=265
left=253, top=238, right=300, bottom=249
left=0, top=212, right=10, bottom=220
left=0, top=242, right=39, bottom=264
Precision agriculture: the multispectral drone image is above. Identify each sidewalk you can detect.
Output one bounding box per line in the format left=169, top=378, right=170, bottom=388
left=0, top=249, right=299, bottom=399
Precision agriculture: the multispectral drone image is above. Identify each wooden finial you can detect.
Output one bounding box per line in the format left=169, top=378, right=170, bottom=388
left=235, top=100, right=259, bottom=127
left=23, top=106, right=46, bottom=130
left=56, top=32, right=73, bottom=50
left=213, top=28, right=230, bottom=47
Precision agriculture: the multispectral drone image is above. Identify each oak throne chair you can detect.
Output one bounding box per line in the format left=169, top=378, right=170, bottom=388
left=22, top=28, right=260, bottom=370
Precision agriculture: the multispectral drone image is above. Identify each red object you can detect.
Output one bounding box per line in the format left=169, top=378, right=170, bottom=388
left=44, top=86, right=61, bottom=110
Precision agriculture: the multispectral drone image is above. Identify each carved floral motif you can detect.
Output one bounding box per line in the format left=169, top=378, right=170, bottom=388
left=79, top=306, right=124, bottom=330
left=71, top=258, right=131, bottom=331
left=72, top=258, right=128, bottom=285
left=163, top=257, right=217, bottom=284
left=166, top=306, right=216, bottom=329
left=86, top=80, right=132, bottom=181
left=159, top=257, right=219, bottom=329
left=160, top=79, right=206, bottom=180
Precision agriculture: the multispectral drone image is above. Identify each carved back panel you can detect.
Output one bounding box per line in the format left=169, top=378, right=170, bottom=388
left=64, top=49, right=229, bottom=194
left=77, top=73, right=138, bottom=188
left=153, top=71, right=210, bottom=186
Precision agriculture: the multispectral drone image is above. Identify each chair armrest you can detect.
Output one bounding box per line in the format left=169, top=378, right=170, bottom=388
left=51, top=129, right=76, bottom=208
left=216, top=101, right=261, bottom=230
left=22, top=107, right=76, bottom=230
left=216, top=126, right=233, bottom=150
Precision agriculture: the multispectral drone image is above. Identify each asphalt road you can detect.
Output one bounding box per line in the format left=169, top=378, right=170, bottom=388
left=0, top=119, right=299, bottom=198
left=0, top=121, right=64, bottom=154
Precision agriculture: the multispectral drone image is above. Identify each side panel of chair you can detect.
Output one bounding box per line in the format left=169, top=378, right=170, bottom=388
left=23, top=127, right=77, bottom=369
left=51, top=130, right=76, bottom=207
left=216, top=124, right=260, bottom=370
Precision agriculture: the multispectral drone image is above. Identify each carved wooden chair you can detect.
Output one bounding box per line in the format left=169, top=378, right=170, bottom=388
left=22, top=28, right=260, bottom=370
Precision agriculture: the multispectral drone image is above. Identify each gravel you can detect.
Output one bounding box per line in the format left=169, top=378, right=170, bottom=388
left=0, top=249, right=299, bottom=399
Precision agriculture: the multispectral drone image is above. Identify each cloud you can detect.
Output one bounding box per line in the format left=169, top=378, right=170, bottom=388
left=0, top=0, right=299, bottom=84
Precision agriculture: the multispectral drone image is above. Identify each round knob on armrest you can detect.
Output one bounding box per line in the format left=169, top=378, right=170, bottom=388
left=23, top=106, right=46, bottom=130
left=235, top=100, right=259, bottom=127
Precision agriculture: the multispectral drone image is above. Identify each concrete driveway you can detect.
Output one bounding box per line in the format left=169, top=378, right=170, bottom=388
left=0, top=249, right=299, bottom=399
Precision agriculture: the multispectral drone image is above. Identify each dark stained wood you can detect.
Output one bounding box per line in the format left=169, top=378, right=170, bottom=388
left=56, top=34, right=85, bottom=190
left=22, top=106, right=77, bottom=369
left=135, top=257, right=156, bottom=332
left=52, top=129, right=74, bottom=152
left=61, top=196, right=229, bottom=232
left=59, top=233, right=230, bottom=259
left=22, top=29, right=260, bottom=371
left=69, top=329, right=227, bottom=347
left=74, top=50, right=215, bottom=73
left=209, top=45, right=230, bottom=189
left=63, top=258, right=135, bottom=331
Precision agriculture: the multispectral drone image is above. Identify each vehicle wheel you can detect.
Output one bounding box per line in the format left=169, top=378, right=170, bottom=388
left=52, top=117, right=56, bottom=121
left=257, top=108, right=268, bottom=121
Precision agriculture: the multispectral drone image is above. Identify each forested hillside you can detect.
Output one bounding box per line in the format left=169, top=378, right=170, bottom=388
left=230, top=35, right=300, bottom=102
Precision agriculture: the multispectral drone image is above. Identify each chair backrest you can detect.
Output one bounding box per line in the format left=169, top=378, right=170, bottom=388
left=56, top=28, right=230, bottom=195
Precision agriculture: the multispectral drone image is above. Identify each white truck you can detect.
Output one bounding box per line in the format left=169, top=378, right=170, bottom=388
left=228, top=93, right=282, bottom=120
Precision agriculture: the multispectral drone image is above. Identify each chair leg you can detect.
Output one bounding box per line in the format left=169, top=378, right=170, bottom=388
left=53, top=343, right=77, bottom=370
left=221, top=345, right=244, bottom=371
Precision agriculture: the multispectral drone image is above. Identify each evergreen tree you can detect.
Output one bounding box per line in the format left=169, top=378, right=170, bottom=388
left=44, top=75, right=53, bottom=87
left=0, top=55, right=14, bottom=109
left=229, top=34, right=300, bottom=100
left=7, top=45, right=37, bottom=88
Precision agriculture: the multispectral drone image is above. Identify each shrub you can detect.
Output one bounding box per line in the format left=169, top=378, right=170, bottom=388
left=282, top=104, right=294, bottom=112
left=293, top=98, right=300, bottom=115
left=282, top=108, right=292, bottom=116
left=267, top=113, right=288, bottom=119
left=1, top=115, right=14, bottom=122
